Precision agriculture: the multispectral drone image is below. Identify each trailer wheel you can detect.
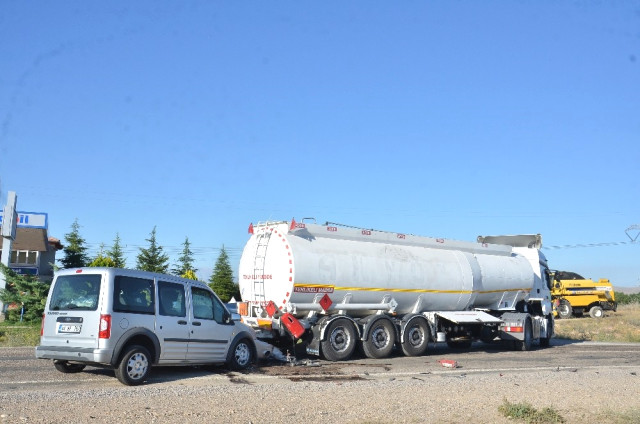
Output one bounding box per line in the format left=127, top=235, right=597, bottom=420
left=401, top=318, right=429, bottom=357
left=362, top=318, right=395, bottom=359
left=516, top=319, right=533, bottom=351
left=321, top=318, right=357, bottom=361
left=589, top=305, right=604, bottom=319
left=557, top=300, right=573, bottom=319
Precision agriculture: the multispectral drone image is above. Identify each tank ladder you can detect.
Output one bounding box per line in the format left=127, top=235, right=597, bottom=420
left=252, top=231, right=271, bottom=303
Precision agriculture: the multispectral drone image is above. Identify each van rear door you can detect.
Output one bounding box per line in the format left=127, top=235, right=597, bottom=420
left=41, top=271, right=104, bottom=351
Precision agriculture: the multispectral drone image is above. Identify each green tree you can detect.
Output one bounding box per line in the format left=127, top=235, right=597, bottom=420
left=135, top=226, right=169, bottom=273
left=88, top=244, right=116, bottom=267
left=107, top=233, right=127, bottom=268
left=59, top=218, right=89, bottom=269
left=208, top=246, right=238, bottom=302
left=172, top=237, right=197, bottom=277
left=0, top=264, right=50, bottom=322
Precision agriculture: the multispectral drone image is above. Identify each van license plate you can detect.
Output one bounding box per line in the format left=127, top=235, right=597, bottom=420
left=58, top=324, right=81, bottom=333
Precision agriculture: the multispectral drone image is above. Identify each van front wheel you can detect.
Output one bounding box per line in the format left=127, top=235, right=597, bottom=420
left=54, top=360, right=86, bottom=373
left=228, top=338, right=255, bottom=371
left=115, top=345, right=151, bottom=386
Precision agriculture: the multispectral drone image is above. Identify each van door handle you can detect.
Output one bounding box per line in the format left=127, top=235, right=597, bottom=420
left=178, top=320, right=188, bottom=325
left=192, top=321, right=201, bottom=326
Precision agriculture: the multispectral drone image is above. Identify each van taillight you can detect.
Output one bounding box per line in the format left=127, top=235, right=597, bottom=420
left=99, top=314, right=111, bottom=339
left=40, top=314, right=45, bottom=336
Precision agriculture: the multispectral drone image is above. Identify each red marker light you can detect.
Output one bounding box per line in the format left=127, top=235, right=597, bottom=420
left=248, top=223, right=254, bottom=234
left=290, top=218, right=297, bottom=231
left=75, top=269, right=83, bottom=273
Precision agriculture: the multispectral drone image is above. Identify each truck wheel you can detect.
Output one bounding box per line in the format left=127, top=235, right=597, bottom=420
left=516, top=319, right=533, bottom=351
left=54, top=360, right=86, bottom=374
left=115, top=345, right=151, bottom=386
left=401, top=318, right=429, bottom=357
left=321, top=318, right=357, bottom=361
left=589, top=305, right=604, bottom=319
left=557, top=300, right=573, bottom=319
left=227, top=338, right=255, bottom=370
left=362, top=318, right=395, bottom=359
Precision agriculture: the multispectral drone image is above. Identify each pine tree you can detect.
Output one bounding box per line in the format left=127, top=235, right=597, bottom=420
left=208, top=246, right=238, bottom=302
left=172, top=237, right=197, bottom=277
left=59, top=218, right=89, bottom=269
left=88, top=244, right=116, bottom=267
left=135, top=226, right=169, bottom=273
left=0, top=264, right=51, bottom=322
left=107, top=233, right=126, bottom=268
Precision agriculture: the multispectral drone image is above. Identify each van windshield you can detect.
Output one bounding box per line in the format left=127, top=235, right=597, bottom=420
left=49, top=274, right=102, bottom=311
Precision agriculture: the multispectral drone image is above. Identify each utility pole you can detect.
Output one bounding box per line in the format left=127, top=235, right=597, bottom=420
left=0, top=191, right=18, bottom=319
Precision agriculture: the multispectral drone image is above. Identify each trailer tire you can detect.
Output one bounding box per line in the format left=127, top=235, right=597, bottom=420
left=589, top=305, right=604, bottom=319
left=401, top=318, right=429, bottom=357
left=516, top=319, right=533, bottom=351
left=321, top=318, right=357, bottom=361
left=362, top=318, right=395, bottom=359
left=557, top=300, right=573, bottom=319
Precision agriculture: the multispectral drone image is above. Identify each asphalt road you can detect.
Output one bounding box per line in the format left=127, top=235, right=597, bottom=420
left=1, top=339, right=639, bottom=423
left=2, top=339, right=640, bottom=389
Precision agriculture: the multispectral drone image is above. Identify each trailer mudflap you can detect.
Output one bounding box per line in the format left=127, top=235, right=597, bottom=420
left=436, top=311, right=502, bottom=324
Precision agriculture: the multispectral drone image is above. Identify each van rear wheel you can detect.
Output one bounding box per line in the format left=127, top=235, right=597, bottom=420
left=115, top=345, right=151, bottom=386
left=54, top=360, right=86, bottom=373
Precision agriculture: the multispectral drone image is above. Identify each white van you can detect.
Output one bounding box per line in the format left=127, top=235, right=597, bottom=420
left=36, top=267, right=268, bottom=385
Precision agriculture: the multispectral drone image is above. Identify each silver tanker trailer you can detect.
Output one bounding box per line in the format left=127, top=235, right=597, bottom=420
left=238, top=219, right=554, bottom=361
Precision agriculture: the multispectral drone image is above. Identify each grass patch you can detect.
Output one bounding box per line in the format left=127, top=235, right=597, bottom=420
left=554, top=303, right=640, bottom=342
left=0, top=321, right=41, bottom=347
left=498, top=399, right=565, bottom=423
left=598, top=407, right=640, bottom=423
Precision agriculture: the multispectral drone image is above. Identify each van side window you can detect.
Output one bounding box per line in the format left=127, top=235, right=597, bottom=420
left=158, top=281, right=186, bottom=317
left=113, top=276, right=155, bottom=315
left=191, top=287, right=227, bottom=324
left=191, top=287, right=215, bottom=320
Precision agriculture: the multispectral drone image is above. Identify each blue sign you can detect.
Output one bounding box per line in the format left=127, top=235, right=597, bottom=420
left=10, top=267, right=39, bottom=276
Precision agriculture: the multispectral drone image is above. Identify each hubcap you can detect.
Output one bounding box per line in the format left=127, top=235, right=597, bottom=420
left=408, top=327, right=424, bottom=347
left=330, top=327, right=350, bottom=352
left=127, top=353, right=148, bottom=380
left=371, top=327, right=389, bottom=349
left=235, top=343, right=250, bottom=366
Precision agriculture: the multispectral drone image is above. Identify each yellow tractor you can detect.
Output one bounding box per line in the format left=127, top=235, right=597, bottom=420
left=550, top=271, right=617, bottom=319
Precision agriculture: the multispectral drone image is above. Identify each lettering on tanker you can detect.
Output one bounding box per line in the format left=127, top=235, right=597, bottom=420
left=243, top=274, right=273, bottom=280
left=293, top=286, right=335, bottom=294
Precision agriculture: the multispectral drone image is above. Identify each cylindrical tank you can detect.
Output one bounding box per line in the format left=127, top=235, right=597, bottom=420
left=239, top=222, right=539, bottom=317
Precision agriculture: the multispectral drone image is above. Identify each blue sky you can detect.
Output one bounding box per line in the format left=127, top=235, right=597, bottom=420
left=1, top=2, right=639, bottom=285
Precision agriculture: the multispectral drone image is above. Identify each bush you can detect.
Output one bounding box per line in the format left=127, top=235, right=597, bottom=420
left=0, top=323, right=41, bottom=347
left=0, top=264, right=51, bottom=323
left=615, top=291, right=640, bottom=306
left=498, top=399, right=565, bottom=423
